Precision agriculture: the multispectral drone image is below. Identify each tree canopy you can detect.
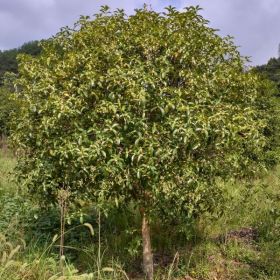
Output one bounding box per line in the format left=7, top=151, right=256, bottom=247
left=12, top=6, right=275, bottom=278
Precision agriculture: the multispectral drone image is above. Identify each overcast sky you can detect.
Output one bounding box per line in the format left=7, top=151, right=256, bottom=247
left=0, top=0, right=280, bottom=65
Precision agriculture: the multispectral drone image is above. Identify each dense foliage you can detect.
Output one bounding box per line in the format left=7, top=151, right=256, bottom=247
left=0, top=87, right=12, bottom=136
left=0, top=41, right=41, bottom=84
left=14, top=6, right=271, bottom=210
left=256, top=57, right=280, bottom=92
left=254, top=59, right=280, bottom=166
left=0, top=41, right=41, bottom=136
left=0, top=73, right=20, bottom=137
left=11, top=6, right=277, bottom=278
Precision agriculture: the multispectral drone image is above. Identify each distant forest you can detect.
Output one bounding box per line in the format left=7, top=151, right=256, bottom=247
left=256, top=58, right=280, bottom=93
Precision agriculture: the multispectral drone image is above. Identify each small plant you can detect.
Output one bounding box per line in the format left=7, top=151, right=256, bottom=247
left=0, top=233, right=24, bottom=264
left=0, top=234, right=26, bottom=279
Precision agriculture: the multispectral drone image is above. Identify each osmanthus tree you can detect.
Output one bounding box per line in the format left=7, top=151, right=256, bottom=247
left=12, top=6, right=272, bottom=279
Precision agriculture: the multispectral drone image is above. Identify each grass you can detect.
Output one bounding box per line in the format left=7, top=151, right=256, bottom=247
left=1, top=148, right=280, bottom=279
left=0, top=149, right=16, bottom=192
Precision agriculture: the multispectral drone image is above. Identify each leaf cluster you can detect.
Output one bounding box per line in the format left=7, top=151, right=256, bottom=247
left=12, top=6, right=272, bottom=220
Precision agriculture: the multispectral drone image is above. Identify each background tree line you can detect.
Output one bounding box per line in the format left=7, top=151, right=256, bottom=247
left=256, top=57, right=280, bottom=93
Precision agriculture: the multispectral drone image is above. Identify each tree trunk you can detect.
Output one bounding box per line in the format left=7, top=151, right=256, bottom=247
left=141, top=209, right=153, bottom=280
left=59, top=195, right=66, bottom=275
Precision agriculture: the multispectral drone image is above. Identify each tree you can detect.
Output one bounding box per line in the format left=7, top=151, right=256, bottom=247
left=13, top=6, right=272, bottom=279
